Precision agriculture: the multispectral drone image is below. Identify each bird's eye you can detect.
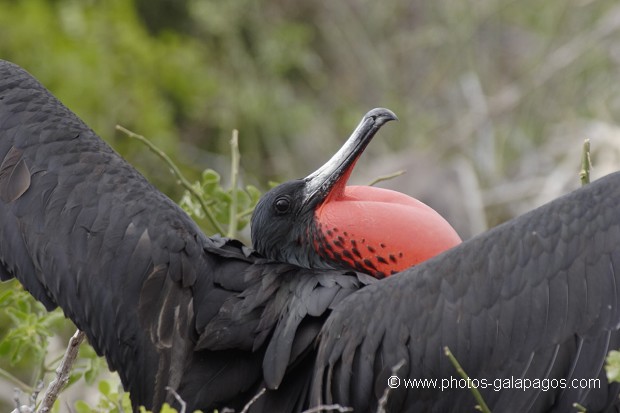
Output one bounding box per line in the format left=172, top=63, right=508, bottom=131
left=274, top=197, right=291, bottom=214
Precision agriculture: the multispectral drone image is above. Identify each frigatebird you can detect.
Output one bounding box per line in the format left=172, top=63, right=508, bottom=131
left=1, top=59, right=620, bottom=413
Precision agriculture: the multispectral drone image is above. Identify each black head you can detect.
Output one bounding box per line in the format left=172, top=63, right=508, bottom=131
left=250, top=108, right=398, bottom=269
left=251, top=179, right=328, bottom=268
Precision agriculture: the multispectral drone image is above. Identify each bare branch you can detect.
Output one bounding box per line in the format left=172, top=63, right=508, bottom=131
left=240, top=387, right=266, bottom=413
left=376, top=359, right=405, bottom=413
left=37, top=330, right=86, bottom=413
left=301, top=404, right=353, bottom=413
left=12, top=389, right=32, bottom=413
left=165, top=387, right=187, bottom=413
left=580, top=139, right=591, bottom=186
left=228, top=129, right=240, bottom=239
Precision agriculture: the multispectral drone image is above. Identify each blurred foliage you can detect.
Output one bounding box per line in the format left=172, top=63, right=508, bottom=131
left=73, top=380, right=134, bottom=413
left=117, top=125, right=262, bottom=238
left=179, top=168, right=262, bottom=236
left=0, top=280, right=111, bottom=411
left=0, top=0, right=216, bottom=197
left=0, top=282, right=63, bottom=368
left=1, top=0, right=620, bottom=410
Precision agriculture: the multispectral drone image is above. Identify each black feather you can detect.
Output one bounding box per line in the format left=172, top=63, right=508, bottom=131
left=0, top=146, right=30, bottom=202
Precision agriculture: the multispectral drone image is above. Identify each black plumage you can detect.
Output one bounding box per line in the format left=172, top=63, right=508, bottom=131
left=1, top=59, right=620, bottom=412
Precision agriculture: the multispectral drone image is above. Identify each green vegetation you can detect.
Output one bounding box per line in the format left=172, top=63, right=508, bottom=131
left=607, top=351, right=620, bottom=383
left=444, top=347, right=491, bottom=413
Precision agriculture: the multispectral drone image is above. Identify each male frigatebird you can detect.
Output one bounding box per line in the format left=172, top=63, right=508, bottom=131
left=251, top=108, right=461, bottom=278
left=1, top=59, right=620, bottom=413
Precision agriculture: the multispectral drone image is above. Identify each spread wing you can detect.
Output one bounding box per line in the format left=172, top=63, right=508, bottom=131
left=312, top=171, right=620, bottom=412
left=0, top=59, right=374, bottom=412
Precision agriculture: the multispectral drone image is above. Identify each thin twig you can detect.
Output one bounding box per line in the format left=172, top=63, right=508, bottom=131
left=376, top=359, right=406, bottom=413
left=573, top=402, right=587, bottom=412
left=43, top=353, right=68, bottom=374
left=240, top=387, right=266, bottom=413
left=368, top=170, right=406, bottom=187
left=580, top=138, right=591, bottom=186
left=237, top=207, right=255, bottom=221
left=228, top=130, right=240, bottom=239
left=12, top=387, right=31, bottom=413
left=116, top=125, right=225, bottom=235
left=0, top=366, right=33, bottom=393
left=444, top=346, right=491, bottom=413
left=165, top=387, right=186, bottom=413
left=30, top=382, right=44, bottom=409
left=301, top=404, right=353, bottom=413
left=12, top=382, right=45, bottom=413
left=37, top=330, right=86, bottom=413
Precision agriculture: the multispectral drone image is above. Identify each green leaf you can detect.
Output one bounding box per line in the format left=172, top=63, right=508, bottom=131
left=246, top=185, right=262, bottom=205
left=606, top=350, right=620, bottom=382
left=74, top=400, right=94, bottom=413
left=160, top=404, right=178, bottom=413
left=98, top=379, right=112, bottom=397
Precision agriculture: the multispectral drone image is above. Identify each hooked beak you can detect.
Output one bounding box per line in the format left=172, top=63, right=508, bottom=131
left=302, top=107, right=398, bottom=208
